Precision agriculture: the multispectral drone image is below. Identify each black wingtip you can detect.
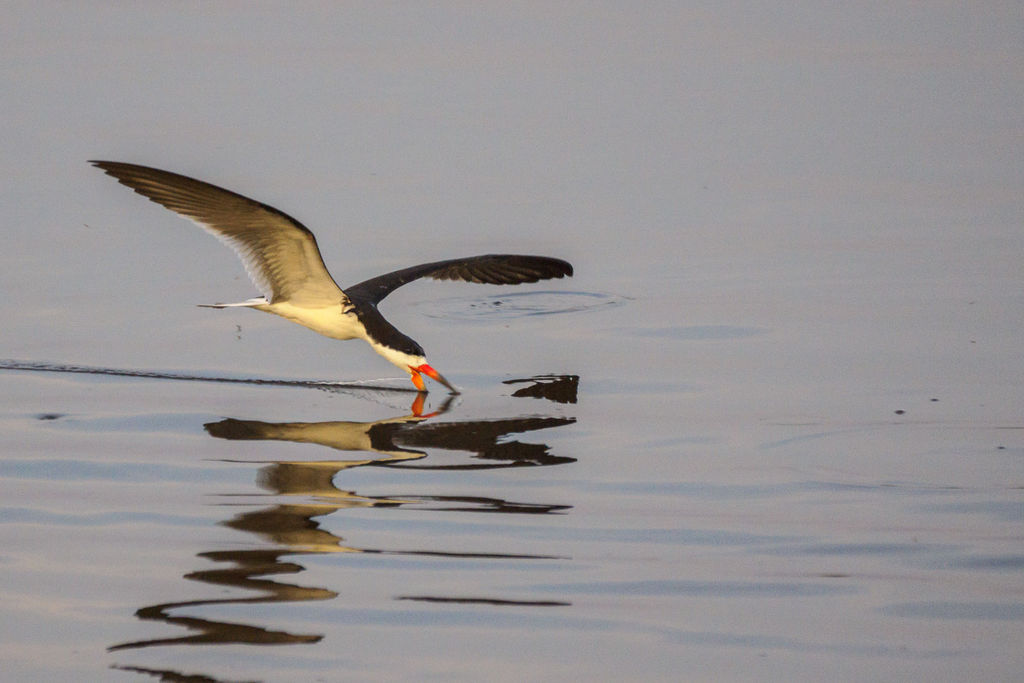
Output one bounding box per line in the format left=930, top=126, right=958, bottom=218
left=89, top=160, right=126, bottom=176
left=532, top=255, right=572, bottom=279
left=90, top=160, right=154, bottom=175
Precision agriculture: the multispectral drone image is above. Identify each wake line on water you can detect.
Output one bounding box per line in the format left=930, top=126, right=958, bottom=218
left=0, top=359, right=418, bottom=393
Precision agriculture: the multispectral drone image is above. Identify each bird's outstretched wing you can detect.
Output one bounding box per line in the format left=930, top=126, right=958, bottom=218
left=344, top=255, right=573, bottom=305
left=90, top=161, right=347, bottom=307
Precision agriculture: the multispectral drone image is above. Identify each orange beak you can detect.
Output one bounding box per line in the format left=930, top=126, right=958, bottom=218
left=409, top=363, right=459, bottom=394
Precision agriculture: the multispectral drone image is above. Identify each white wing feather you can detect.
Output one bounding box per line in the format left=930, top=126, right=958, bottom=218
left=91, top=161, right=348, bottom=307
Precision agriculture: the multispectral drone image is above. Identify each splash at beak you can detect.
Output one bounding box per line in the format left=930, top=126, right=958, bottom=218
left=410, top=363, right=459, bottom=394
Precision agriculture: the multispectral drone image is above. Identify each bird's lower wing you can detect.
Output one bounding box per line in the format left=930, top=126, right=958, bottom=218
left=343, top=254, right=573, bottom=305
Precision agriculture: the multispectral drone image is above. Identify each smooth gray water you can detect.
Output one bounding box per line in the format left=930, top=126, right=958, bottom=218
left=2, top=3, right=1022, bottom=681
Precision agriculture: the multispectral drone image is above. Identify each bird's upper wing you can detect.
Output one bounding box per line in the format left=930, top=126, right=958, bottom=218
left=343, top=254, right=573, bottom=305
left=91, top=161, right=347, bottom=306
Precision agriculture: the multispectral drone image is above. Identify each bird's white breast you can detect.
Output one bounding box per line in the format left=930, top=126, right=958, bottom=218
left=257, top=301, right=363, bottom=340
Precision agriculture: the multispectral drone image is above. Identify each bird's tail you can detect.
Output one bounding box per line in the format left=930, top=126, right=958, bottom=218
left=197, top=297, right=268, bottom=309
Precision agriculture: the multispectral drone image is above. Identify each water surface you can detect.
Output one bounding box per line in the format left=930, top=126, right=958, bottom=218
left=2, top=3, right=1022, bottom=681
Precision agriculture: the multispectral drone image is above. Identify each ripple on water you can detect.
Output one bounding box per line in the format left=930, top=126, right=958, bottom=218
left=417, top=290, right=630, bottom=321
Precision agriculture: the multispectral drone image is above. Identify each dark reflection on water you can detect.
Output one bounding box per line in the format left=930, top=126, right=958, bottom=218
left=374, top=415, right=577, bottom=470
left=503, top=374, right=579, bottom=404
left=108, top=548, right=329, bottom=651
left=113, top=664, right=252, bottom=683
left=396, top=595, right=571, bottom=606
left=207, top=400, right=577, bottom=471
left=108, top=380, right=577, bottom=656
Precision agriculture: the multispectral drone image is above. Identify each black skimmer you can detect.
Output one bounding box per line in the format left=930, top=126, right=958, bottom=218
left=90, top=161, right=573, bottom=393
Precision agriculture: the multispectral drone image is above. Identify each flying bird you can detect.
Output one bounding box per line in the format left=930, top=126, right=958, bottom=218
left=90, top=161, right=572, bottom=393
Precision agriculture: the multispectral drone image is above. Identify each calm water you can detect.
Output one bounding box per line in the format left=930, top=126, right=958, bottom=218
left=3, top=3, right=1022, bottom=681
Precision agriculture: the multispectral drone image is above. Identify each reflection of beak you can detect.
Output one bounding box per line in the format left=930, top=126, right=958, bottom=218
left=409, top=393, right=456, bottom=417
left=410, top=392, right=426, bottom=416
left=411, top=363, right=459, bottom=394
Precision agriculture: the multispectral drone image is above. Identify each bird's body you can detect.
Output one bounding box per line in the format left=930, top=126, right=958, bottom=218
left=207, top=297, right=362, bottom=340
left=90, top=161, right=572, bottom=392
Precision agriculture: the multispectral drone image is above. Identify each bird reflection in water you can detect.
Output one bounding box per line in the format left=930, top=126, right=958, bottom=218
left=503, top=374, right=579, bottom=404
left=108, top=376, right=577, bottom=657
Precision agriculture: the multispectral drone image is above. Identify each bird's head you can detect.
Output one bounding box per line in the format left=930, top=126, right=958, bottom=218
left=367, top=339, right=458, bottom=394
